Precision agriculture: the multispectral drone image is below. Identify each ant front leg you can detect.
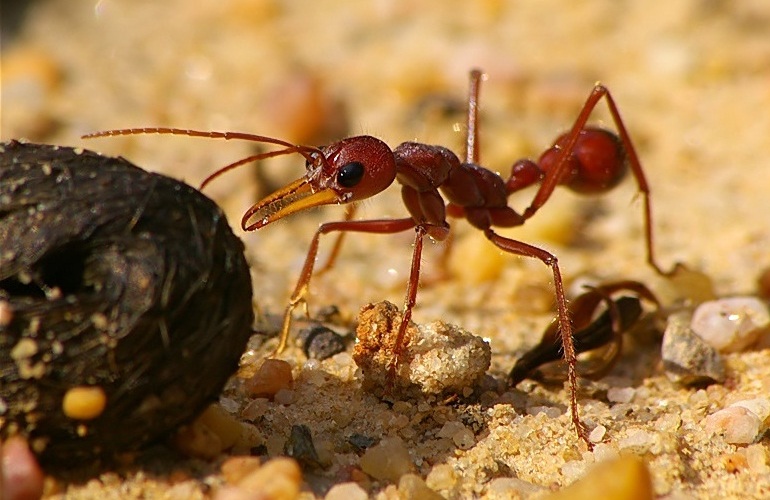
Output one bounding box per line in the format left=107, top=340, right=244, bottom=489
left=275, top=217, right=416, bottom=355
left=483, top=229, right=591, bottom=448
left=315, top=204, right=358, bottom=276
left=388, top=224, right=427, bottom=377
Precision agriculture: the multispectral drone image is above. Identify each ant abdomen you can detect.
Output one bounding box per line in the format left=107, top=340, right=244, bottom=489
left=539, top=127, right=628, bottom=194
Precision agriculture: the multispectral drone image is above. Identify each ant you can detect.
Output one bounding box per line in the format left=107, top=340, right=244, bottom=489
left=85, top=69, right=674, bottom=448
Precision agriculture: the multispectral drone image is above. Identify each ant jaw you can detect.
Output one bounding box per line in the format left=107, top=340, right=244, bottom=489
left=241, top=177, right=339, bottom=231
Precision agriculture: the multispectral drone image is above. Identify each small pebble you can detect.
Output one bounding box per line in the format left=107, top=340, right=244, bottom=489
left=1, top=437, right=45, bottom=500
left=425, top=463, right=457, bottom=491
left=592, top=442, right=620, bottom=463
left=228, top=457, right=302, bottom=499
left=661, top=311, right=725, bottom=386
left=175, top=404, right=258, bottom=459
left=589, top=424, right=607, bottom=443
left=486, top=477, right=545, bottom=497
left=324, top=482, right=369, bottom=500
left=165, top=481, right=203, bottom=500
left=730, top=398, right=770, bottom=429
left=560, top=460, right=589, bottom=482
left=690, top=297, right=770, bottom=353
left=544, top=456, right=653, bottom=500
left=243, top=359, right=294, bottom=399
left=452, top=427, right=475, bottom=450
left=240, top=398, right=270, bottom=421
left=197, top=404, right=243, bottom=450
left=359, top=436, right=414, bottom=482
left=353, top=301, right=491, bottom=397
left=220, top=456, right=262, bottom=484
left=219, top=397, right=240, bottom=414
left=618, top=430, right=658, bottom=453
left=274, top=388, right=295, bottom=405
left=437, top=421, right=466, bottom=439
left=656, top=413, right=682, bottom=433
left=526, top=405, right=562, bottom=419
left=174, top=417, right=225, bottom=460
left=233, top=423, right=263, bottom=453
left=398, top=473, right=443, bottom=500
left=607, top=387, right=636, bottom=404
left=297, top=325, right=347, bottom=360
left=702, top=406, right=762, bottom=444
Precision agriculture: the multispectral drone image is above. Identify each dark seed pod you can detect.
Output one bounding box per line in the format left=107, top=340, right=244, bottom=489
left=0, top=141, right=253, bottom=467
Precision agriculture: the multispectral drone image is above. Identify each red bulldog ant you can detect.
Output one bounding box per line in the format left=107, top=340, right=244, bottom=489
left=85, top=69, right=674, bottom=448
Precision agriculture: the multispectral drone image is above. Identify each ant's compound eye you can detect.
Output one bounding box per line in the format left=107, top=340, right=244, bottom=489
left=337, top=161, right=365, bottom=188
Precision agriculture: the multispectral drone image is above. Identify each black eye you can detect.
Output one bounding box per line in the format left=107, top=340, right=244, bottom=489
left=337, top=161, right=365, bottom=188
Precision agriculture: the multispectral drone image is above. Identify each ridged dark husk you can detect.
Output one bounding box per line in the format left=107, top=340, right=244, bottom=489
left=0, top=141, right=253, bottom=466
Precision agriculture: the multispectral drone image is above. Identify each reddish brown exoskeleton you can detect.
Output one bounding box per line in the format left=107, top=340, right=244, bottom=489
left=85, top=70, right=675, bottom=448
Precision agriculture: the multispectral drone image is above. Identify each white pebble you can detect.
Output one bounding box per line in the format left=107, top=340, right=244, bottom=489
left=589, top=424, right=607, bottom=443
left=486, top=478, right=545, bottom=497
left=592, top=442, right=620, bottom=462
left=618, top=430, right=658, bottom=452
left=702, top=406, right=762, bottom=444
left=690, top=297, right=770, bottom=352
left=730, top=398, right=770, bottom=429
left=325, top=482, right=369, bottom=500
left=561, top=460, right=588, bottom=481
left=607, top=387, right=636, bottom=404
left=526, top=406, right=562, bottom=419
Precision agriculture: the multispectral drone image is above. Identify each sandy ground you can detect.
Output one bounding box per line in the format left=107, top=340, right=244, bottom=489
left=2, top=0, right=770, bottom=498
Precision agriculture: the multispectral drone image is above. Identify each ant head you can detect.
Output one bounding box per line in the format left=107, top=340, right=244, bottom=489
left=312, top=136, right=397, bottom=201
left=243, top=135, right=396, bottom=230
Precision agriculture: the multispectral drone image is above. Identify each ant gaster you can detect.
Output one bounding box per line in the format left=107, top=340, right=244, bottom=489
left=85, top=69, right=674, bottom=448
